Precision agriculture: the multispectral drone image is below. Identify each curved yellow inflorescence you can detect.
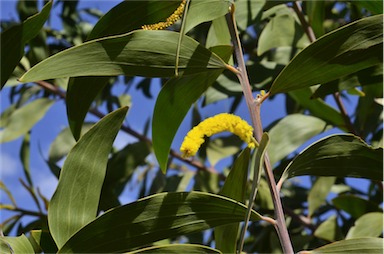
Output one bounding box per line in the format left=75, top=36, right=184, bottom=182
left=142, top=0, right=186, bottom=30
left=180, top=113, right=257, bottom=158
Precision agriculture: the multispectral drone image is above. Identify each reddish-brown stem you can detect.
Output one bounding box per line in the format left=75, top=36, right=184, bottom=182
left=226, top=6, right=294, bottom=254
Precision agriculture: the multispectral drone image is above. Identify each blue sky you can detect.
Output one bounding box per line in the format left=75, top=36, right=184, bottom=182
left=0, top=0, right=371, bottom=236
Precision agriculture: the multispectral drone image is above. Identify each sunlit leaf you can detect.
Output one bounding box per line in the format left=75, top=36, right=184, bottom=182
left=207, top=135, right=243, bottom=166
left=270, top=15, right=383, bottom=95
left=314, top=215, right=343, bottom=242
left=268, top=114, right=328, bottom=166
left=0, top=234, right=34, bottom=254
left=58, top=191, right=261, bottom=253
left=184, top=0, right=231, bottom=33
left=0, top=98, right=54, bottom=143
left=215, top=148, right=250, bottom=253
left=128, top=243, right=221, bottom=254
left=299, top=237, right=383, bottom=254
left=279, top=134, right=383, bottom=184
left=1, top=1, right=52, bottom=88
left=346, top=212, right=383, bottom=239
left=19, top=30, right=227, bottom=83
left=48, top=107, right=128, bottom=248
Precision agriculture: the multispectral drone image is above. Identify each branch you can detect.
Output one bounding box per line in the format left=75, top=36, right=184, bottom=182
left=226, top=6, right=294, bottom=254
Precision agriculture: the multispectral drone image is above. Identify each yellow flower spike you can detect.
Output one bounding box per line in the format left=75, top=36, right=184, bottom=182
left=142, top=0, right=186, bottom=30
left=180, top=113, right=258, bottom=158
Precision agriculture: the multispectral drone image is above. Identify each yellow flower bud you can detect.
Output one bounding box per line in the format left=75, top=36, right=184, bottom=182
left=180, top=113, right=257, bottom=158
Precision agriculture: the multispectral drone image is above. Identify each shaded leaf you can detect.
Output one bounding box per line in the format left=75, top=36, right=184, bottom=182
left=268, top=114, right=328, bottom=166
left=306, top=1, right=325, bottom=37
left=58, top=191, right=261, bottom=253
left=270, top=15, right=383, bottom=95
left=206, top=16, right=231, bottom=48
left=332, top=195, right=382, bottom=219
left=346, top=212, right=383, bottom=239
left=48, top=107, right=128, bottom=248
left=314, top=215, right=343, bottom=242
left=0, top=234, right=34, bottom=254
left=20, top=132, right=32, bottom=186
left=184, top=0, right=231, bottom=33
left=0, top=98, right=54, bottom=143
left=1, top=1, right=52, bottom=88
left=279, top=134, right=383, bottom=184
left=129, top=243, right=221, bottom=254
left=308, top=177, right=336, bottom=217
left=299, top=237, right=383, bottom=254
left=153, top=46, right=232, bottom=172
left=215, top=148, right=250, bottom=253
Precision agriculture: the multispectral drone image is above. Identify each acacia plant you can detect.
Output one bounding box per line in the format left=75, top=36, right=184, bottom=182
left=1, top=0, right=383, bottom=253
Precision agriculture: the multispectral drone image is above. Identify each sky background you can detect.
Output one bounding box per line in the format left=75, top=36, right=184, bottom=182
left=0, top=0, right=370, bottom=236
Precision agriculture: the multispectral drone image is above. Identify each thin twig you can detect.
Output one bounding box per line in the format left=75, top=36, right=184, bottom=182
left=35, top=80, right=219, bottom=175
left=226, top=5, right=294, bottom=254
left=292, top=1, right=357, bottom=135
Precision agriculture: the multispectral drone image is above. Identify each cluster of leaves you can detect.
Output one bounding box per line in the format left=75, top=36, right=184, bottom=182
left=1, top=0, right=383, bottom=253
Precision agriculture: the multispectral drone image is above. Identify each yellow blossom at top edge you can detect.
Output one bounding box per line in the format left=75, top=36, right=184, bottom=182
left=180, top=113, right=257, bottom=158
left=142, top=0, right=186, bottom=30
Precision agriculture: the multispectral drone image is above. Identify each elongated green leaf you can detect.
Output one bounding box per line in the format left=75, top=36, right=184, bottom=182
left=215, top=148, right=250, bottom=253
left=279, top=134, right=383, bottom=184
left=48, top=107, right=128, bottom=248
left=346, top=212, right=383, bottom=239
left=239, top=133, right=269, bottom=252
left=306, top=1, right=325, bottom=37
left=299, top=238, right=383, bottom=254
left=153, top=46, right=232, bottom=172
left=19, top=30, right=226, bottom=83
left=268, top=114, right=328, bottom=166
left=207, top=136, right=243, bottom=166
left=20, top=132, right=32, bottom=186
left=0, top=98, right=54, bottom=143
left=308, top=177, right=336, bottom=217
left=58, top=191, right=261, bottom=253
left=184, top=0, right=231, bottom=33
left=129, top=244, right=221, bottom=254
left=270, top=15, right=383, bottom=95
left=68, top=0, right=183, bottom=140
left=0, top=234, right=34, bottom=254
left=1, top=1, right=52, bottom=88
